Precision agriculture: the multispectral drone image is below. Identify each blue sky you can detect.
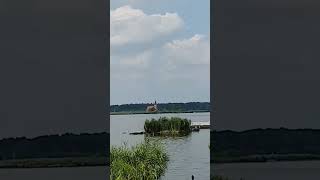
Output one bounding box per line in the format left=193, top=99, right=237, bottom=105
left=110, top=0, right=210, bottom=105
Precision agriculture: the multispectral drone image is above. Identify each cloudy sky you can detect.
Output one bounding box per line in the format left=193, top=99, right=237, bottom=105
left=110, top=0, right=210, bottom=105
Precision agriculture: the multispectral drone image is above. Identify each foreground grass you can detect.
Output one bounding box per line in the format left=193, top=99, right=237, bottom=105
left=110, top=141, right=169, bottom=180
left=144, top=117, right=191, bottom=136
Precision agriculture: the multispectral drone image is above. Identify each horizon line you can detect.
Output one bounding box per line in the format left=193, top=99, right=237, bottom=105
left=110, top=101, right=210, bottom=106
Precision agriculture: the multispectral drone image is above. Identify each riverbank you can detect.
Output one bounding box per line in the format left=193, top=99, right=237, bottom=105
left=0, top=157, right=108, bottom=169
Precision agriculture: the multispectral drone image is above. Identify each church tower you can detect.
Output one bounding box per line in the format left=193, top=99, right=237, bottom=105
left=154, top=100, right=157, bottom=110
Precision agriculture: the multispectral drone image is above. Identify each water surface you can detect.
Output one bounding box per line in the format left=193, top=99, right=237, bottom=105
left=111, top=112, right=210, bottom=180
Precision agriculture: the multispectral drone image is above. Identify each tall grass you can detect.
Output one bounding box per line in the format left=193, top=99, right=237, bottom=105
left=144, top=117, right=191, bottom=136
left=110, top=141, right=168, bottom=180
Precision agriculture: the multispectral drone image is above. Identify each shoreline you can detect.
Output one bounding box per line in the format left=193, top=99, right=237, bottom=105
left=212, top=154, right=320, bottom=164
left=0, top=157, right=109, bottom=169
left=110, top=110, right=210, bottom=115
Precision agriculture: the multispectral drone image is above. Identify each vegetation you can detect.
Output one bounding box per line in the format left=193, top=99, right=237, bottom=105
left=144, top=117, right=191, bottom=136
left=110, top=141, right=168, bottom=180
left=110, top=102, right=210, bottom=113
left=0, top=132, right=109, bottom=161
left=211, top=128, right=320, bottom=163
left=0, top=157, right=107, bottom=168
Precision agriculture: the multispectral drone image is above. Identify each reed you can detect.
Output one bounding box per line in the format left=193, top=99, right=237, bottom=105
left=110, top=141, right=169, bottom=180
left=144, top=117, right=191, bottom=136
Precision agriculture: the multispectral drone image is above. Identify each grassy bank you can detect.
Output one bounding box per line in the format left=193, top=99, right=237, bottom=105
left=144, top=117, right=191, bottom=136
left=110, top=141, right=168, bottom=180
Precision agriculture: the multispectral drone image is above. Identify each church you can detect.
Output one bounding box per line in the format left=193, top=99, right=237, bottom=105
left=146, top=101, right=158, bottom=113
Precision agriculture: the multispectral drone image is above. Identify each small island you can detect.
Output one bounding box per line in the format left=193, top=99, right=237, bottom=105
left=144, top=117, right=192, bottom=136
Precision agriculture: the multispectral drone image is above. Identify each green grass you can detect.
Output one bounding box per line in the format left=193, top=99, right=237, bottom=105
left=144, top=117, right=191, bottom=136
left=110, top=141, right=169, bottom=180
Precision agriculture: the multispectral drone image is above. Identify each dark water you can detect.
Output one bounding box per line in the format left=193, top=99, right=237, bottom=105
left=0, top=166, right=107, bottom=180
left=213, top=161, right=320, bottom=180
left=111, top=113, right=210, bottom=180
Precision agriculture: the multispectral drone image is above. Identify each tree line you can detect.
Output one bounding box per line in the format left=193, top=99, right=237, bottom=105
left=211, top=128, right=320, bottom=157
left=110, top=102, right=210, bottom=112
left=0, top=133, right=109, bottom=160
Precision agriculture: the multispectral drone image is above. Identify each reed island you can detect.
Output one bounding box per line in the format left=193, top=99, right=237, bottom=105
left=144, top=117, right=192, bottom=136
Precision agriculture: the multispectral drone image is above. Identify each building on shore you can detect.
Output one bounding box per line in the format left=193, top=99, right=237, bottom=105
left=146, top=101, right=158, bottom=113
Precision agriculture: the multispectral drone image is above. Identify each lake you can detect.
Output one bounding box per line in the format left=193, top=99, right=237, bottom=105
left=212, top=160, right=320, bottom=180
left=110, top=112, right=210, bottom=180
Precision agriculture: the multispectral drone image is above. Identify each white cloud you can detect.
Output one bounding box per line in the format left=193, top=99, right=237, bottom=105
left=110, top=6, right=184, bottom=47
left=163, top=34, right=210, bottom=66
left=112, top=50, right=151, bottom=67
left=111, top=34, right=210, bottom=84
left=110, top=6, right=209, bottom=104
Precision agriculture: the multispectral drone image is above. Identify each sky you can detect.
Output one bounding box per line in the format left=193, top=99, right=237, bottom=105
left=110, top=0, right=210, bottom=105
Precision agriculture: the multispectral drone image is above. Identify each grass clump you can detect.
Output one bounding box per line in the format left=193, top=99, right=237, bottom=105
left=144, top=117, right=191, bottom=136
left=110, top=141, right=168, bottom=180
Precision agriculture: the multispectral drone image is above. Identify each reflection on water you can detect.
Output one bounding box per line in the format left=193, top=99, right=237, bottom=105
left=111, top=112, right=210, bottom=180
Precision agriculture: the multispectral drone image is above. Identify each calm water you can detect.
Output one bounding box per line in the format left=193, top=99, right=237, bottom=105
left=111, top=112, right=210, bottom=180
left=0, top=166, right=107, bottom=180
left=213, top=161, right=320, bottom=180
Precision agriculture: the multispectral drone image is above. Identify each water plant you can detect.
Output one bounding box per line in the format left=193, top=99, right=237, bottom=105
left=144, top=117, right=192, bottom=136
left=110, top=141, right=169, bottom=180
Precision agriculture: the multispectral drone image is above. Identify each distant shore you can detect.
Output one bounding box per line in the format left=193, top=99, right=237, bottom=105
left=110, top=110, right=210, bottom=115
left=212, top=154, right=320, bottom=164
left=0, top=157, right=108, bottom=169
